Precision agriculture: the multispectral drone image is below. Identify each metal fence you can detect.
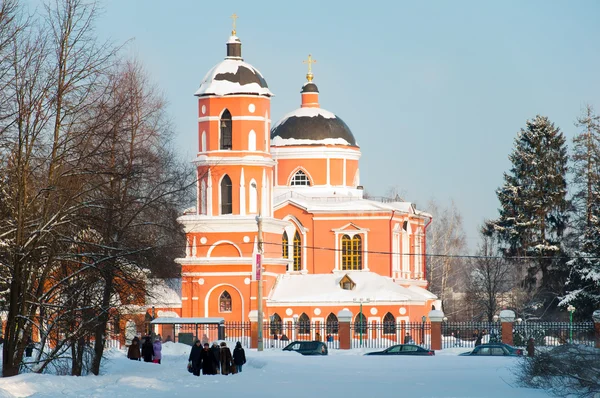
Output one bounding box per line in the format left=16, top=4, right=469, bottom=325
left=442, top=322, right=502, bottom=349
left=351, top=321, right=431, bottom=349
left=217, top=320, right=596, bottom=351
left=512, top=322, right=596, bottom=347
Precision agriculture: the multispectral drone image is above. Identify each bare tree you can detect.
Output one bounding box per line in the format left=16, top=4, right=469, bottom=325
left=465, top=233, right=513, bottom=321
left=425, top=199, right=468, bottom=317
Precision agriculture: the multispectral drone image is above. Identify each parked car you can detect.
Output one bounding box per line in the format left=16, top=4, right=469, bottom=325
left=283, top=341, right=328, bottom=356
left=459, top=343, right=523, bottom=356
left=365, top=344, right=435, bottom=356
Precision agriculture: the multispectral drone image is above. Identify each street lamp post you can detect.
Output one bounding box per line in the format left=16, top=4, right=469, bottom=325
left=353, top=298, right=370, bottom=347
left=252, top=182, right=264, bottom=352
left=567, top=305, right=576, bottom=344
left=421, top=315, right=426, bottom=345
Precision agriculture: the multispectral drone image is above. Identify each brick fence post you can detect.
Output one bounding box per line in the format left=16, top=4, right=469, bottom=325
left=428, top=310, right=444, bottom=351
left=500, top=309, right=515, bottom=346
left=337, top=309, right=353, bottom=350
left=593, top=310, right=600, bottom=349
left=249, top=310, right=258, bottom=349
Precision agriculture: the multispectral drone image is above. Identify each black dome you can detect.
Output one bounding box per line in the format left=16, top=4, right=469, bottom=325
left=270, top=108, right=357, bottom=147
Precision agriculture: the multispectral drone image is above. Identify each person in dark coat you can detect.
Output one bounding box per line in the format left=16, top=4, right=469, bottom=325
left=188, top=340, right=203, bottom=376
left=25, top=337, right=34, bottom=357
left=526, top=338, right=535, bottom=357
left=210, top=343, right=221, bottom=374
left=127, top=338, right=141, bottom=361
left=475, top=331, right=483, bottom=347
left=201, top=343, right=218, bottom=375
left=404, top=333, right=412, bottom=344
left=141, top=337, right=154, bottom=362
left=232, top=341, right=246, bottom=373
left=219, top=342, right=233, bottom=375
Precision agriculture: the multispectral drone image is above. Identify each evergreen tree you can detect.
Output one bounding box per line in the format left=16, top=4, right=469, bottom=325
left=485, top=115, right=570, bottom=313
left=562, top=105, right=600, bottom=315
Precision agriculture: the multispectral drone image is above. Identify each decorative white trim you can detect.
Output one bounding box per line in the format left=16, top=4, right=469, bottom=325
left=207, top=169, right=213, bottom=216
left=261, top=169, right=268, bottom=215
left=204, top=283, right=245, bottom=318
left=313, top=216, right=405, bottom=221
left=271, top=146, right=361, bottom=160
left=249, top=178, right=258, bottom=214
left=198, top=115, right=271, bottom=123
left=402, top=222, right=411, bottom=279
left=206, top=240, right=243, bottom=257
left=283, top=215, right=308, bottom=272
left=266, top=301, right=427, bottom=307
left=333, top=223, right=369, bottom=272
left=239, top=168, right=246, bottom=216
left=178, top=215, right=289, bottom=234
left=201, top=131, right=206, bottom=153
left=248, top=129, right=256, bottom=151
left=264, top=111, right=270, bottom=153
left=183, top=271, right=282, bottom=277
left=287, top=166, right=315, bottom=187
left=194, top=155, right=276, bottom=167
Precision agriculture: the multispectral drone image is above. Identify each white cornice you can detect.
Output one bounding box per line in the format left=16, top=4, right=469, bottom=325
left=265, top=300, right=426, bottom=306
left=177, top=215, right=291, bottom=234
left=193, top=155, right=276, bottom=167
left=271, top=146, right=361, bottom=160
left=177, top=256, right=289, bottom=266
left=198, top=116, right=271, bottom=122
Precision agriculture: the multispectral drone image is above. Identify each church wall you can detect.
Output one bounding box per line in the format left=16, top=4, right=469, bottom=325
left=329, top=159, right=343, bottom=186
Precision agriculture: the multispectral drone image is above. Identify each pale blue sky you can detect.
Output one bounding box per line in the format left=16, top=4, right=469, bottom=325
left=89, top=0, right=599, bottom=250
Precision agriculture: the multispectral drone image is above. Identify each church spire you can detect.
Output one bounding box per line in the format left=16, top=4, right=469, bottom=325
left=226, top=14, right=242, bottom=59
left=300, top=54, right=319, bottom=107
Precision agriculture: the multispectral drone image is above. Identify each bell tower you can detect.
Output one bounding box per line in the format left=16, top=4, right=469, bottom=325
left=176, top=20, right=289, bottom=322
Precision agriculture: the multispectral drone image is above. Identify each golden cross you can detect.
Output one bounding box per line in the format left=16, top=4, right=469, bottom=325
left=303, top=54, right=317, bottom=82
left=230, top=13, right=238, bottom=35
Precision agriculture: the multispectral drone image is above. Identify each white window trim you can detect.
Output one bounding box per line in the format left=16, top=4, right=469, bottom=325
left=288, top=167, right=313, bottom=186
left=401, top=221, right=412, bottom=279
left=283, top=216, right=309, bottom=273
left=218, top=174, right=233, bottom=215
left=239, top=168, right=246, bottom=216
left=332, top=223, right=370, bottom=272
left=248, top=129, right=256, bottom=151
left=249, top=178, right=258, bottom=214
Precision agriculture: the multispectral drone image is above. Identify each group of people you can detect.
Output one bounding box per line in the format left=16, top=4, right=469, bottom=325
left=127, top=334, right=162, bottom=364
left=188, top=341, right=246, bottom=376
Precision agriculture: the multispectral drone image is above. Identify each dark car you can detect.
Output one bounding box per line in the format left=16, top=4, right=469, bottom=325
left=459, top=343, right=523, bottom=356
left=365, top=344, right=435, bottom=356
left=283, top=341, right=328, bottom=356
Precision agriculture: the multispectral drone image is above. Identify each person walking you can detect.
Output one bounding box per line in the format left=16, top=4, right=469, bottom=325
left=127, top=337, right=141, bottom=361
left=153, top=337, right=162, bottom=364
left=475, top=330, right=483, bottom=347
left=201, top=343, right=218, bottom=375
left=141, top=337, right=154, bottom=363
left=210, top=342, right=221, bottom=374
left=232, top=341, right=246, bottom=373
left=219, top=342, right=234, bottom=375
left=188, top=340, right=203, bottom=376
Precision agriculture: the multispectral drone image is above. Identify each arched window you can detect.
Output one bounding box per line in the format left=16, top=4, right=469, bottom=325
left=220, top=109, right=232, bottom=150
left=383, top=312, right=396, bottom=334
left=290, top=170, right=311, bottom=186
left=270, top=313, right=282, bottom=336
left=298, top=313, right=310, bottom=335
left=326, top=313, right=339, bottom=334
left=293, top=231, right=301, bottom=271
left=341, top=234, right=362, bottom=270
left=355, top=313, right=367, bottom=334
left=219, top=291, right=232, bottom=312
left=220, top=175, right=232, bottom=214
left=282, top=232, right=289, bottom=259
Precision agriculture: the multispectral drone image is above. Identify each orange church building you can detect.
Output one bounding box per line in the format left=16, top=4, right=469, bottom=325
left=151, top=26, right=439, bottom=336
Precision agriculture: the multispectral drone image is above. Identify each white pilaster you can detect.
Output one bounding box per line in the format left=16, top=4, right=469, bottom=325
left=239, top=167, right=246, bottom=216
left=207, top=169, right=213, bottom=216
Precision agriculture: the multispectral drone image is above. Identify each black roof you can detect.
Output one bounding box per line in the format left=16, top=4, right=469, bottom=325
left=213, top=65, right=269, bottom=89
left=270, top=112, right=357, bottom=146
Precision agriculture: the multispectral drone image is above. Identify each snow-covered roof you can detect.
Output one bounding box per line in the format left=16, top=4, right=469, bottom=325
left=268, top=272, right=435, bottom=304
left=274, top=191, right=424, bottom=215
left=271, top=136, right=351, bottom=146
left=194, top=59, right=273, bottom=97
left=273, top=107, right=336, bottom=128
left=146, top=278, right=182, bottom=308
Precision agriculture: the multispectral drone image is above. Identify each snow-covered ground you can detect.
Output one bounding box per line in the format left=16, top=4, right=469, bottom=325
left=0, top=343, right=550, bottom=397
